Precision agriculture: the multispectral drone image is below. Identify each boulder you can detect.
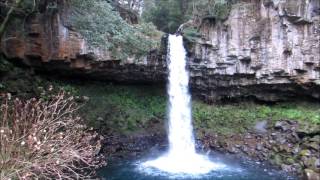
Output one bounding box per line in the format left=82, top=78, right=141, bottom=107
left=303, top=169, right=320, bottom=180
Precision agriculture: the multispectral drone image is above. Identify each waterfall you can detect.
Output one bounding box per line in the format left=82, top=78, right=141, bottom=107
left=167, top=35, right=195, bottom=156
left=142, top=35, right=224, bottom=175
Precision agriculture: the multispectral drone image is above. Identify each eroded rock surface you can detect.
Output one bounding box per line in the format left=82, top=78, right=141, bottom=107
left=0, top=1, right=167, bottom=83
left=1, top=0, right=319, bottom=102
left=186, top=0, right=320, bottom=102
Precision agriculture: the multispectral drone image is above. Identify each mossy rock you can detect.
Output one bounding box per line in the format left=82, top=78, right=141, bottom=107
left=299, top=149, right=311, bottom=157
left=270, top=154, right=283, bottom=166
left=285, top=157, right=295, bottom=165
left=297, top=123, right=320, bottom=136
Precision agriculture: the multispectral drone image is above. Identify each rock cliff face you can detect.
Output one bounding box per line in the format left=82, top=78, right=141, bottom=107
left=1, top=0, right=319, bottom=102
left=0, top=1, right=167, bottom=83
left=186, top=0, right=320, bottom=102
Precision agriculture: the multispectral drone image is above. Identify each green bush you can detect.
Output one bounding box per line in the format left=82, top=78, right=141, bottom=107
left=182, top=27, right=202, bottom=42
left=0, top=55, right=13, bottom=73
left=192, top=0, right=232, bottom=20
left=142, top=0, right=187, bottom=33
left=142, top=0, right=234, bottom=33
left=69, top=0, right=159, bottom=60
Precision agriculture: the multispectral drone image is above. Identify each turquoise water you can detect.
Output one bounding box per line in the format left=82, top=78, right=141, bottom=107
left=98, top=153, right=297, bottom=180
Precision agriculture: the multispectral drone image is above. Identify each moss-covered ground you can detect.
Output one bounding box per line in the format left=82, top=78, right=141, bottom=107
left=55, top=82, right=320, bottom=135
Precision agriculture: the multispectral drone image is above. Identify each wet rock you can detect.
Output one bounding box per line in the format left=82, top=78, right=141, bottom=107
left=275, top=135, right=287, bottom=144
left=235, top=144, right=241, bottom=148
left=303, top=169, right=320, bottom=180
left=281, top=164, right=294, bottom=172
left=275, top=121, right=291, bottom=131
left=300, top=149, right=312, bottom=157
left=193, top=120, right=320, bottom=177
left=271, top=154, right=283, bottom=166
left=293, top=145, right=300, bottom=155
left=315, top=159, right=320, bottom=169
left=272, top=146, right=279, bottom=153
left=297, top=124, right=320, bottom=137
left=291, top=132, right=301, bottom=142
left=285, top=158, right=295, bottom=165
left=244, top=134, right=253, bottom=139
left=227, top=146, right=239, bottom=154
left=310, top=135, right=320, bottom=143
left=241, top=146, right=249, bottom=153
left=292, top=163, right=303, bottom=173
left=256, top=144, right=263, bottom=151
left=254, top=120, right=268, bottom=134
left=304, top=142, right=320, bottom=151
left=303, top=157, right=320, bottom=172
left=302, top=157, right=313, bottom=167
left=279, top=144, right=292, bottom=153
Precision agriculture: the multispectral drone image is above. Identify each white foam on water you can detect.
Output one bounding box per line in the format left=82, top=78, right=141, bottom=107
left=140, top=35, right=226, bottom=176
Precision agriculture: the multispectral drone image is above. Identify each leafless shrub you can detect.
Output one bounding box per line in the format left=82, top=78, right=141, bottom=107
left=0, top=91, right=105, bottom=180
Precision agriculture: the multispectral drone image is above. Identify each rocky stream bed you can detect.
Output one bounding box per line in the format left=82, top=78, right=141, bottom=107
left=101, top=120, right=319, bottom=180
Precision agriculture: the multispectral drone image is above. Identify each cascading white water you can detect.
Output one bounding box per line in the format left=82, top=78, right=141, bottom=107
left=141, top=35, right=225, bottom=175
left=167, top=34, right=194, bottom=157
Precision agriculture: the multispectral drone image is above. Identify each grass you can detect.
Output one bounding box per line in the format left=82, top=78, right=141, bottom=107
left=193, top=101, right=320, bottom=134
left=55, top=82, right=320, bottom=135
left=56, top=82, right=167, bottom=133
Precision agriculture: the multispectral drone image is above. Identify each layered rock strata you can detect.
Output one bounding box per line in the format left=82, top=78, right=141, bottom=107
left=186, top=0, right=320, bottom=101
left=1, top=0, right=319, bottom=101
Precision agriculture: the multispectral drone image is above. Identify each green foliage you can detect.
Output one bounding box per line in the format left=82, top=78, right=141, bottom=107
left=69, top=0, right=159, bottom=59
left=182, top=27, right=202, bottom=42
left=20, top=0, right=37, bottom=13
left=54, top=83, right=167, bottom=133
left=142, top=0, right=187, bottom=33
left=52, top=82, right=320, bottom=135
left=193, top=101, right=320, bottom=134
left=192, top=0, right=232, bottom=20
left=142, top=0, right=234, bottom=33
left=0, top=55, right=13, bottom=73
left=2, top=69, right=319, bottom=135
left=137, top=22, right=163, bottom=39
left=212, top=1, right=232, bottom=20
left=58, top=84, right=80, bottom=95
left=0, top=56, right=46, bottom=98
